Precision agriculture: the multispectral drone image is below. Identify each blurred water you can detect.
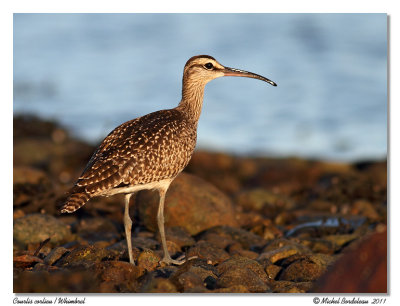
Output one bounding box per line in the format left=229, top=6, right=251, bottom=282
left=13, top=13, right=387, bottom=161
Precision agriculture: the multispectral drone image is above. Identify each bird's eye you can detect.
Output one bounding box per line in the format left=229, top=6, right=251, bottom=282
left=204, top=63, right=214, bottom=70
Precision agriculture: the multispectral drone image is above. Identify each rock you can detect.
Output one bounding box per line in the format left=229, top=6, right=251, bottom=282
left=56, top=245, right=114, bottom=268
left=198, top=225, right=266, bottom=251
left=156, top=226, right=196, bottom=248
left=137, top=173, right=238, bottom=235
left=137, top=249, right=161, bottom=271
left=13, top=166, right=50, bottom=185
left=175, top=271, right=205, bottom=292
left=217, top=267, right=270, bottom=293
left=279, top=256, right=327, bottom=282
left=169, top=258, right=218, bottom=290
left=76, top=217, right=120, bottom=243
left=14, top=213, right=72, bottom=246
left=106, top=240, right=141, bottom=263
left=13, top=254, right=43, bottom=269
left=139, top=272, right=178, bottom=293
left=229, top=249, right=259, bottom=260
left=312, top=230, right=387, bottom=293
left=212, top=285, right=250, bottom=293
left=265, top=264, right=282, bottom=280
left=351, top=200, right=380, bottom=221
left=258, top=243, right=309, bottom=264
left=14, top=270, right=99, bottom=293
left=187, top=241, right=230, bottom=265
left=217, top=255, right=269, bottom=283
left=94, top=261, right=144, bottom=292
left=235, top=188, right=295, bottom=216
left=270, top=280, right=313, bottom=293
left=44, top=247, right=68, bottom=265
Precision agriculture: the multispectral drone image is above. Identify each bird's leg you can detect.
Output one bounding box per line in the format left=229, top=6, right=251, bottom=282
left=157, top=187, right=187, bottom=265
left=124, top=193, right=135, bottom=265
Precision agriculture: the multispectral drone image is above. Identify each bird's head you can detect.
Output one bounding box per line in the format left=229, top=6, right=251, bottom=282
left=183, top=55, right=277, bottom=87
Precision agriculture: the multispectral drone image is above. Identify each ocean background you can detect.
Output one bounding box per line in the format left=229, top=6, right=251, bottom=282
left=13, top=13, right=387, bottom=161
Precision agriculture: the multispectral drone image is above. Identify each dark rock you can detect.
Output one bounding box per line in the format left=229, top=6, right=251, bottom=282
left=217, top=255, right=268, bottom=283
left=312, top=230, right=387, bottom=293
left=270, top=280, right=313, bottom=293
left=187, top=241, right=230, bottom=265
left=204, top=275, right=217, bottom=290
left=217, top=267, right=270, bottom=293
left=175, top=271, right=205, bottom=292
left=14, top=213, right=72, bottom=246
left=156, top=226, right=196, bottom=248
left=14, top=270, right=99, bottom=293
left=56, top=245, right=114, bottom=268
left=139, top=272, right=178, bottom=293
left=76, top=217, right=120, bottom=243
left=137, top=173, right=238, bottom=235
left=44, top=247, right=69, bottom=265
left=94, top=261, right=144, bottom=292
left=197, top=225, right=266, bottom=251
left=279, top=257, right=326, bottom=282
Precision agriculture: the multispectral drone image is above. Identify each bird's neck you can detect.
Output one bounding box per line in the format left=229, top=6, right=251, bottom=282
left=176, top=77, right=206, bottom=124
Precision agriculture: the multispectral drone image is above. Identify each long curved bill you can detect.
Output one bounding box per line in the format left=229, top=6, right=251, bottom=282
left=223, top=67, right=277, bottom=86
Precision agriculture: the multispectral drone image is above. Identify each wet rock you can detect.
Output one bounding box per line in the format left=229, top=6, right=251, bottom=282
left=198, top=225, right=266, bottom=251
left=137, top=249, right=161, bottom=271
left=44, top=247, right=69, bottom=265
left=217, top=266, right=270, bottom=293
left=14, top=213, right=72, bottom=246
left=312, top=230, right=387, bottom=293
left=187, top=241, right=230, bottom=265
left=137, top=173, right=238, bottom=235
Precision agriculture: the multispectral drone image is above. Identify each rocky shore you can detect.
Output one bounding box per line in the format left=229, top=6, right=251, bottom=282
left=13, top=115, right=387, bottom=293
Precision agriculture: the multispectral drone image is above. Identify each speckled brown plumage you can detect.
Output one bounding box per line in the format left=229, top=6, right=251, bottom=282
left=61, top=109, right=197, bottom=213
left=61, top=55, right=276, bottom=265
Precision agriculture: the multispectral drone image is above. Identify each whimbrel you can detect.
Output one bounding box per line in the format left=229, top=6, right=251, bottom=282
left=61, top=55, right=277, bottom=265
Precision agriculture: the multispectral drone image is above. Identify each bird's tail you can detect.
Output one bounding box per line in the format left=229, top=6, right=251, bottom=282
left=60, top=191, right=91, bottom=213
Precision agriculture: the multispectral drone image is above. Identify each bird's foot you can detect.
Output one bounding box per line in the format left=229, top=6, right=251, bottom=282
left=160, top=254, right=198, bottom=266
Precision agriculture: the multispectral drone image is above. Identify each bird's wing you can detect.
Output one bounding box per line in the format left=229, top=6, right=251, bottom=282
left=72, top=109, right=188, bottom=195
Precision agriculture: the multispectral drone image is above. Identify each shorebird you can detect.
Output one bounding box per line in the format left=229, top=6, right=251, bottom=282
left=61, top=55, right=277, bottom=265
